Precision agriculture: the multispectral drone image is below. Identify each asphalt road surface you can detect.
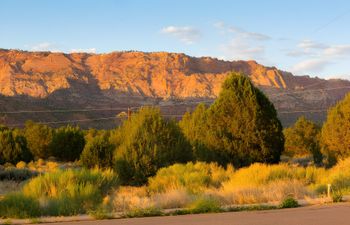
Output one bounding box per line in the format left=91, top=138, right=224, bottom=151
left=43, top=203, right=350, bottom=225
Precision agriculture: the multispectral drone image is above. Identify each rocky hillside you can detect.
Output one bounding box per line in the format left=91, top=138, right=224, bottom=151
left=0, top=49, right=349, bottom=128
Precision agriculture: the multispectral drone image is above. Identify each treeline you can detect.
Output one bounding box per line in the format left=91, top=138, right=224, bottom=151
left=284, top=91, right=350, bottom=166
left=1, top=72, right=350, bottom=185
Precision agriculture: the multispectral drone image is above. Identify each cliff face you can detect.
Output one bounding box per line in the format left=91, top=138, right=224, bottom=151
left=0, top=49, right=349, bottom=127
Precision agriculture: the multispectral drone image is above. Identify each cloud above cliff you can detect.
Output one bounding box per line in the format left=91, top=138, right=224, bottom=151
left=289, top=39, right=350, bottom=75
left=161, top=26, right=201, bottom=44
left=30, top=42, right=61, bottom=52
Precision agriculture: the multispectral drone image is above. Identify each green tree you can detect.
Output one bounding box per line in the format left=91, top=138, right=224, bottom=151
left=179, top=104, right=220, bottom=162
left=114, top=107, right=193, bottom=185
left=321, top=93, right=350, bottom=165
left=50, top=125, right=85, bottom=161
left=284, top=117, right=322, bottom=164
left=180, top=72, right=284, bottom=167
left=0, top=129, right=32, bottom=164
left=24, top=121, right=53, bottom=159
left=80, top=130, right=114, bottom=168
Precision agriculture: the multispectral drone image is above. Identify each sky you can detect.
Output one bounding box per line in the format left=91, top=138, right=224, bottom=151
left=1, top=0, right=350, bottom=80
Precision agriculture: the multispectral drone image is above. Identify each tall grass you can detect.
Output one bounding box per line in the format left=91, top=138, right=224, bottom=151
left=0, top=193, right=41, bottom=218
left=148, top=162, right=232, bottom=194
left=313, top=158, right=350, bottom=195
left=0, top=168, right=118, bottom=218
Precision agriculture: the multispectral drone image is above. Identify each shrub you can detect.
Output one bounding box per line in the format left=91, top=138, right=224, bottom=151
left=284, top=117, right=322, bottom=164
left=15, top=161, right=27, bottom=169
left=180, top=72, right=284, bottom=167
left=24, top=121, right=53, bottom=159
left=0, top=129, right=33, bottom=164
left=321, top=93, right=350, bottom=165
left=114, top=107, right=193, bottom=185
left=80, top=131, right=114, bottom=168
left=279, top=196, right=299, bottom=208
left=22, top=168, right=118, bottom=216
left=148, top=162, right=231, bottom=194
left=0, top=193, right=41, bottom=218
left=50, top=125, right=85, bottom=161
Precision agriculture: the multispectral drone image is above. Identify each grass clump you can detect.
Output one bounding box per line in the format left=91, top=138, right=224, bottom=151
left=279, top=197, right=299, bottom=208
left=148, top=162, right=231, bottom=194
left=187, top=197, right=222, bottom=214
left=88, top=206, right=115, bottom=220
left=228, top=204, right=278, bottom=212
left=21, top=168, right=118, bottom=216
left=125, top=207, right=163, bottom=218
left=0, top=193, right=41, bottom=218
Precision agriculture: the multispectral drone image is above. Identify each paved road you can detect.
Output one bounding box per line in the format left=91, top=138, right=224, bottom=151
left=43, top=203, right=350, bottom=225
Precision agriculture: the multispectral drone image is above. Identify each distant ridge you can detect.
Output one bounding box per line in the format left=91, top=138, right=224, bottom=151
left=0, top=49, right=349, bottom=127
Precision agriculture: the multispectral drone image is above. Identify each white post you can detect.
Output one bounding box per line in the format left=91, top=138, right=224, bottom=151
left=327, top=184, right=331, bottom=198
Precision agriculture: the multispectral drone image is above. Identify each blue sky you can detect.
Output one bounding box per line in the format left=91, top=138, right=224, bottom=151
left=1, top=0, right=350, bottom=79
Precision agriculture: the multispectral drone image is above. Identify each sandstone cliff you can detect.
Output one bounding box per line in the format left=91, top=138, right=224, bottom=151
left=0, top=49, right=349, bottom=127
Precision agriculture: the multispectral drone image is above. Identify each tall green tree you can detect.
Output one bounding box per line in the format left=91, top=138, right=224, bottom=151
left=284, top=116, right=322, bottom=164
left=180, top=72, right=284, bottom=167
left=50, top=125, right=85, bottom=161
left=321, top=93, right=350, bottom=165
left=114, top=107, right=193, bottom=185
left=179, top=104, right=220, bottom=162
left=24, top=121, right=53, bottom=159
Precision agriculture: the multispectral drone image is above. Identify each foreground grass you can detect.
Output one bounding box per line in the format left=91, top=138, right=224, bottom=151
left=2, top=159, right=350, bottom=219
left=0, top=168, right=118, bottom=218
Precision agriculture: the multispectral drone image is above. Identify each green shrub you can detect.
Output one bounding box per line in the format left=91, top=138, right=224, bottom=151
left=50, top=125, right=85, bottom=161
left=279, top=197, right=299, bottom=208
left=0, top=129, right=33, bottom=164
left=284, top=116, right=322, bottom=164
left=114, top=107, right=193, bottom=185
left=0, top=193, right=41, bottom=218
left=80, top=131, right=114, bottom=168
left=187, top=197, right=222, bottom=214
left=24, top=121, right=53, bottom=159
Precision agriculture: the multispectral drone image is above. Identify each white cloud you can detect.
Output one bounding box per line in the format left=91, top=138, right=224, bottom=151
left=288, top=40, right=350, bottom=75
left=297, top=39, right=328, bottom=50
left=323, top=45, right=350, bottom=57
left=220, top=38, right=265, bottom=61
left=286, top=40, right=327, bottom=57
left=214, top=22, right=269, bottom=61
left=287, top=40, right=350, bottom=59
left=161, top=26, right=201, bottom=44
left=30, top=42, right=61, bottom=52
left=70, top=48, right=96, bottom=53
left=291, top=58, right=332, bottom=74
left=214, top=22, right=271, bottom=41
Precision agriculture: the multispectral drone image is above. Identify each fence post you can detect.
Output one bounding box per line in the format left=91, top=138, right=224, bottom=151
left=327, top=183, right=331, bottom=198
